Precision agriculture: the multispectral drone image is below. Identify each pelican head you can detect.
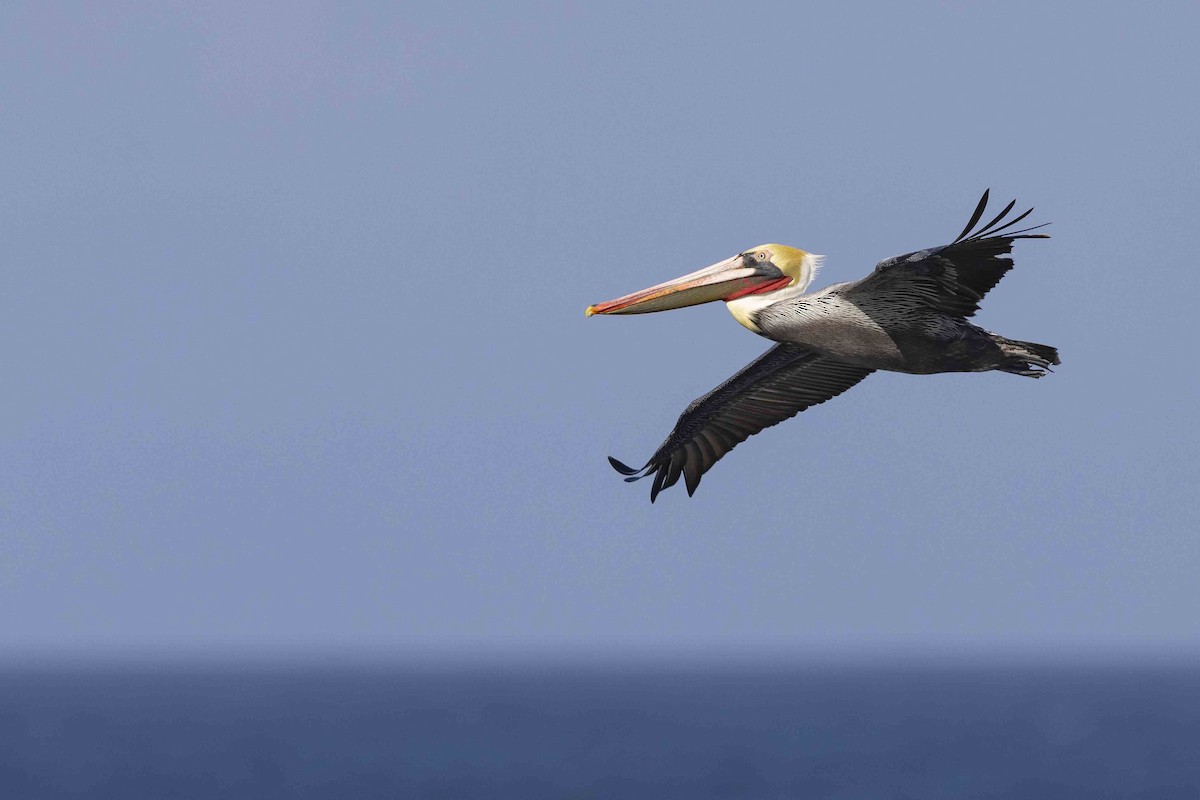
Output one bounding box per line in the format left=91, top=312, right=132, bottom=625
left=586, top=244, right=822, bottom=330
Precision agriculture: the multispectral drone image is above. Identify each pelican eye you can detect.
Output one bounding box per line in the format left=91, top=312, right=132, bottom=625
left=756, top=251, right=769, bottom=262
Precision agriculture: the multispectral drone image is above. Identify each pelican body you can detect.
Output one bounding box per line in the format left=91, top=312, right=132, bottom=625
left=588, top=191, right=1060, bottom=501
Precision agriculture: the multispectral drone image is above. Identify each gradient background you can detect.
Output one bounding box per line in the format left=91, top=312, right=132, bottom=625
left=3, top=1, right=1198, bottom=661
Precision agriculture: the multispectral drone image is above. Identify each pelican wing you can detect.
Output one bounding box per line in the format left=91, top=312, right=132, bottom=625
left=610, top=344, right=873, bottom=501
left=843, top=190, right=1049, bottom=317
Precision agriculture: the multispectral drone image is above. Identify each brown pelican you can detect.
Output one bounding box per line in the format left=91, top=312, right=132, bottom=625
left=587, top=191, right=1059, bottom=501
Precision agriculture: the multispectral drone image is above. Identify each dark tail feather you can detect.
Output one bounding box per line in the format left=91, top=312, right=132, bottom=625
left=996, top=337, right=1061, bottom=377
left=1015, top=339, right=1060, bottom=366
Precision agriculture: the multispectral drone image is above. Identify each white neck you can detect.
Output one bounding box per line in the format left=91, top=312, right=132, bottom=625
left=724, top=253, right=822, bottom=333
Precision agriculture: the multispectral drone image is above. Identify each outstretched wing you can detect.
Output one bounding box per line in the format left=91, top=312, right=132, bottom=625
left=843, top=189, right=1049, bottom=317
left=610, top=344, right=874, bottom=502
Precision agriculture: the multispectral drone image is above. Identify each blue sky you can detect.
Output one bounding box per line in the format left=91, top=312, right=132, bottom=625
left=2, top=2, right=1198, bottom=657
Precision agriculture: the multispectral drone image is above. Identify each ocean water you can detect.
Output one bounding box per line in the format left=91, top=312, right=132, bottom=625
left=1, top=657, right=1198, bottom=799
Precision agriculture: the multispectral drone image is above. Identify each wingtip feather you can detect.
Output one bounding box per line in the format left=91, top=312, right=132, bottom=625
left=649, top=467, right=667, bottom=503
left=608, top=456, right=641, bottom=476
left=953, top=189, right=991, bottom=243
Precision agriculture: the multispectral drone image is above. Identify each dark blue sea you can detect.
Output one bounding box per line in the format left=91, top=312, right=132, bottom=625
left=2, top=655, right=1198, bottom=799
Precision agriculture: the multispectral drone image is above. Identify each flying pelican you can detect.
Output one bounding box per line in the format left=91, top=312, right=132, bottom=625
left=587, top=190, right=1059, bottom=502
